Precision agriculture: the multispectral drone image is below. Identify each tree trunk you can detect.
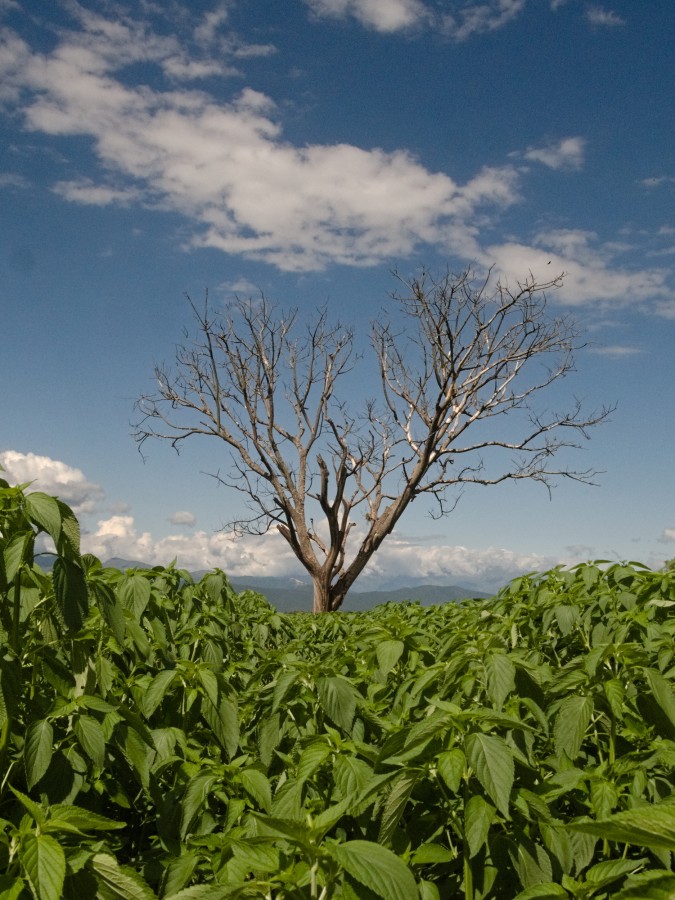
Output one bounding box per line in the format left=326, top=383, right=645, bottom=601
left=312, top=579, right=331, bottom=614
left=312, top=578, right=347, bottom=613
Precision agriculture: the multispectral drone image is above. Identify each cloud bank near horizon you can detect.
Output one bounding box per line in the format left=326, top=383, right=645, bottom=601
left=0, top=448, right=598, bottom=591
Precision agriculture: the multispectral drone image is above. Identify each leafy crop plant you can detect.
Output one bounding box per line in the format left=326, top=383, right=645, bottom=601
left=2, top=475, right=675, bottom=898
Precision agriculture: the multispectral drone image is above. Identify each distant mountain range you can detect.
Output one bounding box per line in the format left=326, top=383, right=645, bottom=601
left=101, top=558, right=491, bottom=612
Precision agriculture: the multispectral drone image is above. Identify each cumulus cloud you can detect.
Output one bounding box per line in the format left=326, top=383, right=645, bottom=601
left=82, top=514, right=299, bottom=575
left=0, top=19, right=521, bottom=272
left=79, top=512, right=562, bottom=590
left=1, top=6, right=669, bottom=302
left=0, top=450, right=105, bottom=514
left=168, top=510, right=197, bottom=527
left=660, top=528, right=675, bottom=544
left=521, top=136, right=586, bottom=171
left=360, top=535, right=554, bottom=590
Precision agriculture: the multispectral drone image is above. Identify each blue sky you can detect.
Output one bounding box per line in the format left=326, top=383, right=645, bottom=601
left=1, top=0, right=673, bottom=592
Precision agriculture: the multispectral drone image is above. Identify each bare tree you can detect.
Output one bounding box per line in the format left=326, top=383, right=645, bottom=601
left=134, top=268, right=611, bottom=612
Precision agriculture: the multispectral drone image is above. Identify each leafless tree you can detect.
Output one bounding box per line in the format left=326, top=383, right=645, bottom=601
left=134, top=268, right=612, bottom=612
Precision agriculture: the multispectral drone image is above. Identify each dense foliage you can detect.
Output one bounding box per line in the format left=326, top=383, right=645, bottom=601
left=1, top=476, right=675, bottom=899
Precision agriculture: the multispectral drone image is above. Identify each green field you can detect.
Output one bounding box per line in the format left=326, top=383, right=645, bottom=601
left=2, top=479, right=675, bottom=899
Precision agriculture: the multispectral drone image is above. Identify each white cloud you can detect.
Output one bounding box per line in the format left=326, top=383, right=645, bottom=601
left=0, top=450, right=105, bottom=515
left=589, top=344, right=643, bottom=358
left=52, top=179, right=142, bottom=206
left=304, top=0, right=430, bottom=32
left=168, top=510, right=197, bottom=527
left=1, top=21, right=520, bottom=272
left=484, top=229, right=669, bottom=307
left=0, top=172, right=28, bottom=189
left=660, top=528, right=675, bottom=544
left=78, top=511, right=563, bottom=591
left=641, top=176, right=675, bottom=189
left=522, top=136, right=586, bottom=171
left=585, top=6, right=626, bottom=27
left=82, top=514, right=299, bottom=575
left=442, top=0, right=526, bottom=41
left=361, top=535, right=563, bottom=591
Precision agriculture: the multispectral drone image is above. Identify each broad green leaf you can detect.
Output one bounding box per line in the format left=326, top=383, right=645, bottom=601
left=118, top=573, right=152, bottom=621
left=47, top=805, right=125, bottom=832
left=25, top=493, right=62, bottom=545
left=88, top=852, right=155, bottom=899
left=118, top=723, right=154, bottom=790
left=645, top=668, right=675, bottom=729
left=378, top=770, right=417, bottom=845
left=419, top=882, right=442, bottom=900
left=330, top=840, right=418, bottom=900
left=249, top=812, right=311, bottom=847
left=165, top=885, right=242, bottom=899
left=553, top=694, right=593, bottom=761
left=196, top=667, right=219, bottom=707
left=52, top=557, right=88, bottom=633
left=296, top=740, right=332, bottom=782
left=0, top=875, right=25, bottom=900
left=509, top=839, right=553, bottom=889
left=411, top=843, right=455, bottom=864
left=90, top=580, right=125, bottom=645
left=10, top=787, right=46, bottom=823
left=465, top=732, right=514, bottom=818
left=143, top=669, right=178, bottom=718
left=74, top=714, right=106, bottom=768
left=310, top=796, right=354, bottom=839
left=55, top=499, right=81, bottom=556
left=316, top=676, right=358, bottom=732
left=24, top=719, right=54, bottom=790
left=240, top=768, right=272, bottom=812
left=513, top=885, right=568, bottom=899
left=201, top=693, right=238, bottom=759
left=335, top=755, right=373, bottom=798
left=258, top=713, right=281, bottom=768
left=437, top=748, right=465, bottom=794
left=614, top=871, right=675, bottom=900
left=585, top=857, right=649, bottom=889
left=485, top=652, right=516, bottom=709
left=21, top=834, right=66, bottom=900
left=158, top=851, right=198, bottom=899
left=180, top=774, right=217, bottom=840
left=464, top=794, right=495, bottom=858
left=376, top=640, right=404, bottom=674
left=4, top=531, right=34, bottom=584
left=569, top=804, right=675, bottom=850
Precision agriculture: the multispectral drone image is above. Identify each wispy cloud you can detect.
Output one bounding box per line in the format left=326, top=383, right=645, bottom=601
left=441, top=0, right=527, bottom=41
left=585, top=5, right=626, bottom=27
left=640, top=176, right=675, bottom=189
left=303, top=0, right=430, bottom=32
left=168, top=510, right=197, bottom=527
left=53, top=179, right=143, bottom=207
left=521, top=136, right=586, bottom=171
left=589, top=344, right=644, bottom=358
left=0, top=172, right=29, bottom=189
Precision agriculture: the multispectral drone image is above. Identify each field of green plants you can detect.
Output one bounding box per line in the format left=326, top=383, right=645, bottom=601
left=2, top=476, right=675, bottom=899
